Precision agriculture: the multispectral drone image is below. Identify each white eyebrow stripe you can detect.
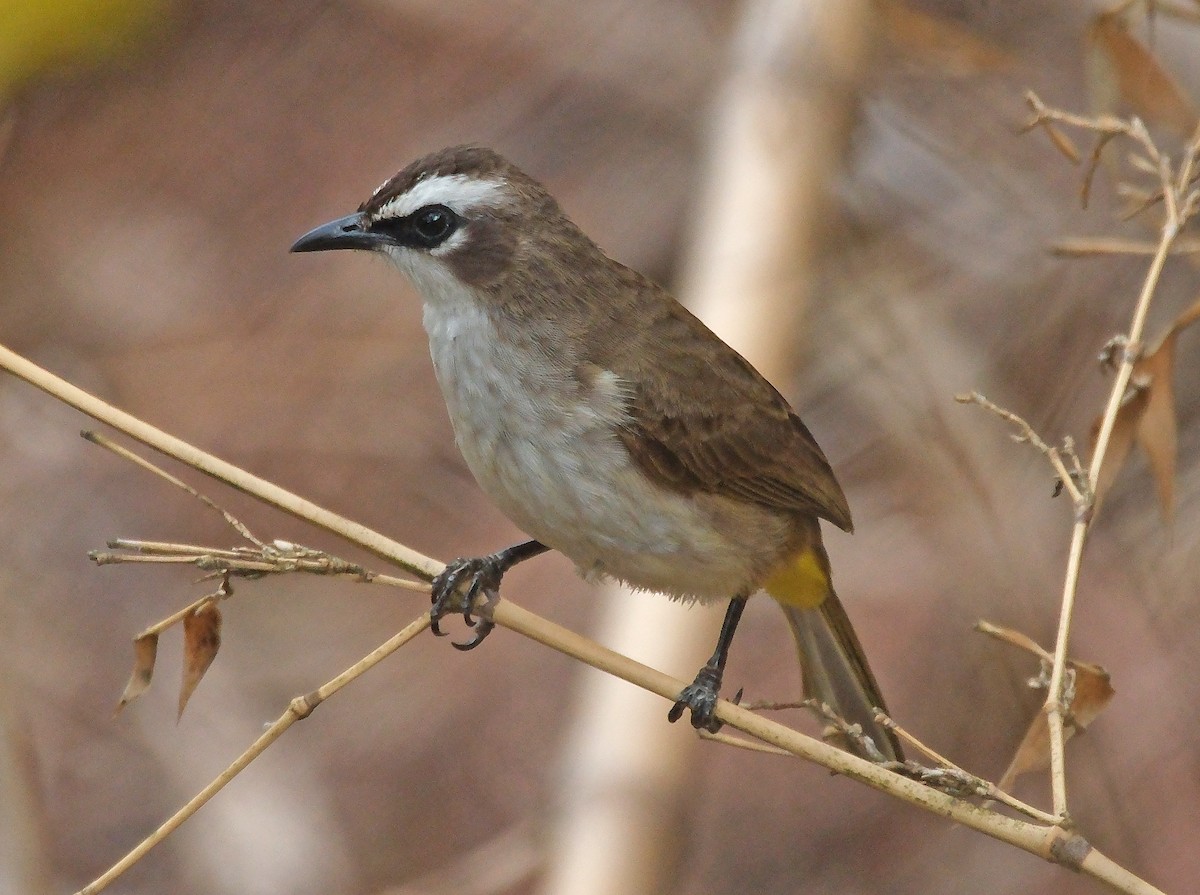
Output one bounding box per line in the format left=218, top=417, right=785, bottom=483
left=375, top=174, right=508, bottom=219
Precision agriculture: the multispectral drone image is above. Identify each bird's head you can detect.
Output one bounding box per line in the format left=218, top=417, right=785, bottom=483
left=291, top=146, right=566, bottom=296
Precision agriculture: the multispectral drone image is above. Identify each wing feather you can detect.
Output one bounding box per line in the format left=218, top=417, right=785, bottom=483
left=605, top=291, right=852, bottom=532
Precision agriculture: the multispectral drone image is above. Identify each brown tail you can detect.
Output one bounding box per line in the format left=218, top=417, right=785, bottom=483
left=778, top=591, right=903, bottom=762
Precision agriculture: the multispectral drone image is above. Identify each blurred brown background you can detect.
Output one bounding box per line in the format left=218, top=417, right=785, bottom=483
left=0, top=1, right=1197, bottom=893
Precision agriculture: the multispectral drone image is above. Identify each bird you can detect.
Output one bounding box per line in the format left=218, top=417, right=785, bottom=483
left=291, top=145, right=902, bottom=761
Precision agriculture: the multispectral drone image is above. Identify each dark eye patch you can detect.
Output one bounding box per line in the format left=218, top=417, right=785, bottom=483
left=370, top=204, right=459, bottom=250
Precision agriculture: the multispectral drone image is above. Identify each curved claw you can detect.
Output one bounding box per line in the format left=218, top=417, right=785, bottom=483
left=452, top=619, right=495, bottom=651
left=668, top=665, right=725, bottom=733
left=430, top=617, right=448, bottom=637
left=428, top=553, right=507, bottom=644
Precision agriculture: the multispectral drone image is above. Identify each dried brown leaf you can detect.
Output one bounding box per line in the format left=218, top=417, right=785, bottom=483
left=116, top=632, right=159, bottom=713
left=1069, top=661, right=1116, bottom=731
left=996, top=661, right=1116, bottom=791
left=1087, top=14, right=1199, bottom=138
left=988, top=624, right=1116, bottom=792
left=997, top=705, right=1055, bottom=792
left=1091, top=294, right=1200, bottom=516
left=974, top=620, right=1052, bottom=662
left=178, top=601, right=221, bottom=720
left=875, top=0, right=1013, bottom=75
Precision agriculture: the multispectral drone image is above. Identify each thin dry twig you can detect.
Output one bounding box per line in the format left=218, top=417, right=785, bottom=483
left=715, top=693, right=1053, bottom=823
left=955, top=392, right=1088, bottom=506
left=92, top=538, right=429, bottom=592
left=83, top=430, right=264, bottom=547
left=78, top=612, right=432, bottom=895
left=1023, top=92, right=1131, bottom=208
left=495, top=599, right=1162, bottom=893
left=698, top=728, right=792, bottom=755
left=878, top=714, right=1060, bottom=825
left=83, top=432, right=429, bottom=593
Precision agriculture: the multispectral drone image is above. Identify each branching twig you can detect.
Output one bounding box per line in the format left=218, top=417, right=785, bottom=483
left=877, top=714, right=1060, bottom=825
left=92, top=537, right=428, bottom=592
left=84, top=430, right=265, bottom=547
left=1047, top=119, right=1193, bottom=822
left=955, top=392, right=1088, bottom=506
left=979, top=98, right=1200, bottom=823
left=82, top=431, right=429, bottom=593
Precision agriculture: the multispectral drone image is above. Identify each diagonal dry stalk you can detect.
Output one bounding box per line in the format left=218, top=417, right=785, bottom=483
left=0, top=342, right=1171, bottom=895
left=77, top=612, right=432, bottom=895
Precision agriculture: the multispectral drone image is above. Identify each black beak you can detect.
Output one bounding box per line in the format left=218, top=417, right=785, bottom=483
left=290, top=212, right=382, bottom=253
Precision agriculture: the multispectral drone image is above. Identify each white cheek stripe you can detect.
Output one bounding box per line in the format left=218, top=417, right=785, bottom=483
left=375, top=174, right=507, bottom=219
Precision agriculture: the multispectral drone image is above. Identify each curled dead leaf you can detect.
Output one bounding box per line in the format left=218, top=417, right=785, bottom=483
left=997, top=660, right=1115, bottom=792
left=116, top=631, right=159, bottom=713
left=979, top=623, right=1116, bottom=791
left=1135, top=338, right=1178, bottom=519
left=1091, top=294, right=1200, bottom=518
left=974, top=620, right=1052, bottom=662
left=1069, top=660, right=1116, bottom=731
left=178, top=601, right=222, bottom=721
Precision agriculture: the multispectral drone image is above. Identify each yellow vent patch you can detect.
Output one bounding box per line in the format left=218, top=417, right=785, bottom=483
left=763, top=548, right=829, bottom=609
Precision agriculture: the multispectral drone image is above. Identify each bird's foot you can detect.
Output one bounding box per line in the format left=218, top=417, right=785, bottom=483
left=429, top=554, right=505, bottom=650
left=668, top=664, right=729, bottom=733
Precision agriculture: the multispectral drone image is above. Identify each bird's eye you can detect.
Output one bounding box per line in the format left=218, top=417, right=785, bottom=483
left=409, top=204, right=457, bottom=247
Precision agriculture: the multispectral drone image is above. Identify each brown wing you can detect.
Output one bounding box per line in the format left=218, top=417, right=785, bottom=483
left=604, top=287, right=853, bottom=532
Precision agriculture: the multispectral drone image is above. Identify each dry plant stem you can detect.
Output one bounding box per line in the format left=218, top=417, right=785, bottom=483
left=93, top=538, right=430, bottom=592
left=882, top=717, right=958, bottom=769
left=954, top=392, right=1084, bottom=504
left=877, top=713, right=1056, bottom=823
left=83, top=430, right=264, bottom=547
left=136, top=594, right=216, bottom=639
left=1046, top=217, right=1181, bottom=819
left=495, top=600, right=1162, bottom=895
left=0, top=344, right=441, bottom=582
left=882, top=717, right=1059, bottom=825
left=0, top=345, right=1168, bottom=894
left=77, top=612, right=431, bottom=895
left=1000, top=100, right=1196, bottom=822
left=698, top=729, right=792, bottom=756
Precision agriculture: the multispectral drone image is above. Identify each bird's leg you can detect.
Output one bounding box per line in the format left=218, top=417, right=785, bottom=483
left=668, top=595, right=748, bottom=733
left=430, top=539, right=549, bottom=650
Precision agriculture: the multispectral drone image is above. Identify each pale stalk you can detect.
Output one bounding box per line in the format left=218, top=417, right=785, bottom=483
left=493, top=600, right=1163, bottom=895
left=0, top=344, right=440, bottom=582
left=77, top=613, right=431, bottom=895
left=1044, top=217, right=1179, bottom=819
